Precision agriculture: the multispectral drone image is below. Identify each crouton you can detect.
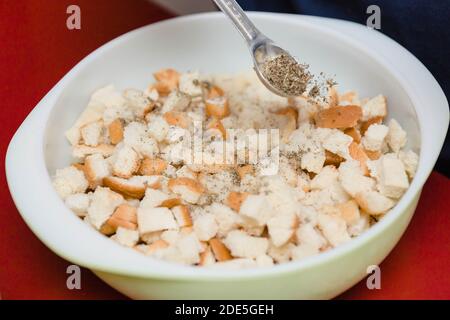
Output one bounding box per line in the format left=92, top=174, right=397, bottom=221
left=106, top=204, right=137, bottom=230
left=108, top=118, right=124, bottom=145
left=348, top=142, right=369, bottom=175
left=172, top=205, right=193, bottom=227
left=322, top=130, right=353, bottom=159
left=147, top=115, right=169, bottom=142
left=204, top=85, right=230, bottom=119
left=238, top=194, right=273, bottom=227
left=137, top=206, right=178, bottom=234
left=163, top=111, right=191, bottom=129
left=338, top=160, right=375, bottom=197
left=153, top=68, right=180, bottom=95
left=223, top=230, right=269, bottom=259
left=159, top=198, right=182, bottom=209
left=355, top=190, right=395, bottom=215
left=344, top=127, right=361, bottom=143
left=112, top=145, right=140, bottom=179
left=53, top=166, right=89, bottom=199
left=64, top=193, right=90, bottom=217
left=168, top=177, right=205, bottom=204
left=139, top=157, right=167, bottom=176
left=72, top=144, right=115, bottom=159
left=123, top=88, right=154, bottom=118
left=324, top=150, right=345, bottom=167
left=123, top=122, right=159, bottom=158
left=267, top=242, right=295, bottom=263
left=208, top=202, right=241, bottom=237
left=193, top=213, right=218, bottom=241
left=291, top=243, right=320, bottom=260
left=199, top=246, right=216, bottom=266
left=147, top=239, right=169, bottom=254
left=362, top=124, right=389, bottom=152
left=398, top=150, right=419, bottom=179
left=114, top=227, right=139, bottom=247
left=378, top=155, right=409, bottom=198
left=295, top=223, right=327, bottom=250
left=209, top=238, right=232, bottom=262
left=267, top=212, right=298, bottom=247
left=80, top=121, right=103, bottom=147
left=361, top=94, right=387, bottom=121
left=317, top=213, right=351, bottom=247
left=310, top=165, right=339, bottom=190
left=140, top=188, right=171, bottom=208
left=179, top=72, right=203, bottom=97
left=87, top=187, right=124, bottom=229
left=315, top=105, right=362, bottom=129
left=301, top=150, right=326, bottom=174
left=161, top=90, right=191, bottom=113
left=207, top=118, right=227, bottom=139
left=235, top=165, right=254, bottom=180
left=360, top=116, right=383, bottom=135
left=337, top=200, right=360, bottom=225
left=387, top=119, right=407, bottom=153
left=103, top=176, right=145, bottom=199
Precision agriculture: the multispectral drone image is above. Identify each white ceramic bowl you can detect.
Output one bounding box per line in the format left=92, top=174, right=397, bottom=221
left=6, top=12, right=449, bottom=299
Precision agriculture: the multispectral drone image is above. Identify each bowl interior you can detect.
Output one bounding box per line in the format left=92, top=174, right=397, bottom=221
left=44, top=14, right=420, bottom=173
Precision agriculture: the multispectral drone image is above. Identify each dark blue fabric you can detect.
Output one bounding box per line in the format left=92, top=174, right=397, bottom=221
left=239, top=0, right=450, bottom=176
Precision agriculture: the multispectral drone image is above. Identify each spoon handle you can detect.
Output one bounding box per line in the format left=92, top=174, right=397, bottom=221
left=212, top=0, right=266, bottom=47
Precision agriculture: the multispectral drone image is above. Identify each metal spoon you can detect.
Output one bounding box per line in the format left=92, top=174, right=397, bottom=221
left=212, top=0, right=297, bottom=97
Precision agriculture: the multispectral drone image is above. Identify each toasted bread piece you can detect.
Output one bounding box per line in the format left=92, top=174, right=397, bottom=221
left=209, top=238, right=232, bottom=262
left=163, top=111, right=191, bottom=129
left=172, top=205, right=193, bottom=227
left=337, top=200, right=360, bottom=225
left=344, top=127, right=361, bottom=143
left=147, top=239, right=169, bottom=254
left=204, top=85, right=230, bottom=119
left=108, top=118, right=124, bottom=145
left=324, top=150, right=344, bottom=167
left=235, top=165, right=254, bottom=180
left=72, top=144, right=115, bottom=159
left=152, top=68, right=180, bottom=95
left=139, top=158, right=167, bottom=176
left=106, top=204, right=138, bottom=230
left=103, top=176, right=159, bottom=199
left=226, top=191, right=249, bottom=212
left=112, top=145, right=140, bottom=178
left=355, top=191, right=395, bottom=215
left=360, top=116, right=383, bottom=135
left=159, top=198, right=182, bottom=209
left=207, top=118, right=227, bottom=139
left=199, top=246, right=216, bottom=266
left=168, top=177, right=205, bottom=204
left=84, top=153, right=111, bottom=189
left=348, top=142, right=369, bottom=175
left=315, top=105, right=362, bottom=129
left=137, top=206, right=178, bottom=234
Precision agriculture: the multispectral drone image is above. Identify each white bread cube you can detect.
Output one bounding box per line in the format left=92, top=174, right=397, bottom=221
left=199, top=246, right=216, bottom=266
left=267, top=242, right=295, bottom=263
left=137, top=207, right=178, bottom=234
left=140, top=188, right=170, bottom=208
left=87, top=187, right=124, bottom=229
left=378, top=155, right=409, bottom=198
left=322, top=130, right=353, bottom=159
left=361, top=94, right=387, bottom=121
left=161, top=90, right=191, bottom=113
left=179, top=72, right=202, bottom=96
left=123, top=121, right=159, bottom=158
left=207, top=258, right=257, bottom=270
left=301, top=150, right=326, bottom=174
left=310, top=165, right=339, bottom=190
left=239, top=194, right=273, bottom=227
left=176, top=165, right=197, bottom=180
left=114, top=227, right=139, bottom=247
left=172, top=205, right=193, bottom=228
left=140, top=231, right=163, bottom=244
left=147, top=115, right=169, bottom=142
left=291, top=243, right=320, bottom=260
left=72, top=144, right=115, bottom=159
left=168, top=177, right=205, bottom=204
left=317, top=213, right=351, bottom=247
left=398, top=150, right=419, bottom=179
left=154, top=233, right=202, bottom=265
left=338, top=160, right=375, bottom=197
left=348, top=213, right=370, bottom=237
left=160, top=230, right=180, bottom=245
left=193, top=213, right=218, bottom=241
left=255, top=254, right=274, bottom=267
left=295, top=223, right=327, bottom=250
left=355, top=190, right=395, bottom=215
left=387, top=119, right=407, bottom=153
left=80, top=121, right=103, bottom=147
left=53, top=166, right=89, bottom=199
left=65, top=193, right=91, bottom=217
left=223, top=230, right=269, bottom=259
left=112, top=145, right=140, bottom=178
left=84, top=153, right=111, bottom=188
left=207, top=202, right=241, bottom=237
left=337, top=200, right=360, bottom=225
left=267, top=212, right=298, bottom=247
left=123, top=88, right=153, bottom=118
left=362, top=124, right=389, bottom=152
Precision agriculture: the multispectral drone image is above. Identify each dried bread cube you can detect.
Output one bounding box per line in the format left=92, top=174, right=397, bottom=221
left=123, top=121, right=159, bottom=158
left=386, top=119, right=407, bottom=153
left=168, top=177, right=205, bottom=204
left=315, top=105, right=362, bottom=129
left=310, top=165, right=339, bottom=190
left=291, top=243, right=320, bottom=260
left=398, top=150, right=419, bottom=179
left=179, top=71, right=202, bottom=96
left=322, top=130, right=353, bottom=159
left=147, top=115, right=169, bottom=142
left=255, top=254, right=274, bottom=267
left=295, top=223, right=327, bottom=250
left=161, top=90, right=191, bottom=113
left=361, top=94, right=387, bottom=121
left=103, top=176, right=153, bottom=199
left=267, top=242, right=295, bottom=263
left=355, top=190, right=395, bottom=215
left=137, top=206, right=178, bottom=234
left=317, top=213, right=351, bottom=247
left=72, top=144, right=115, bottom=159
left=64, top=193, right=91, bottom=217
left=377, top=155, right=409, bottom=198
left=239, top=194, right=273, bottom=227
left=301, top=150, right=326, bottom=174
left=80, top=121, right=103, bottom=147
left=108, top=119, right=124, bottom=145
left=193, top=213, right=218, bottom=241
left=336, top=200, right=360, bottom=225
left=223, top=230, right=269, bottom=259
left=53, top=166, right=89, bottom=199
left=112, top=145, right=140, bottom=178
left=208, top=202, right=241, bottom=237
left=123, top=88, right=154, bottom=118
left=206, top=258, right=256, bottom=270
left=172, top=205, right=193, bottom=228
left=267, top=212, right=298, bottom=247
left=209, top=238, right=232, bottom=262
left=153, top=233, right=202, bottom=265
left=153, top=68, right=180, bottom=95
left=114, top=227, right=139, bottom=247
left=87, top=187, right=124, bottom=229
left=106, top=204, right=137, bottom=230
left=338, top=160, right=375, bottom=197
left=199, top=246, right=216, bottom=266
left=362, top=124, right=389, bottom=152
left=83, top=153, right=111, bottom=188
left=140, top=188, right=171, bottom=208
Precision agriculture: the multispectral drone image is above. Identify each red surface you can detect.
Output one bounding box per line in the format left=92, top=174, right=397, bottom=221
left=0, top=0, right=449, bottom=300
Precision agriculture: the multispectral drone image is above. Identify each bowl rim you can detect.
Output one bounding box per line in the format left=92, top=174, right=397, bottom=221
left=5, top=12, right=449, bottom=281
